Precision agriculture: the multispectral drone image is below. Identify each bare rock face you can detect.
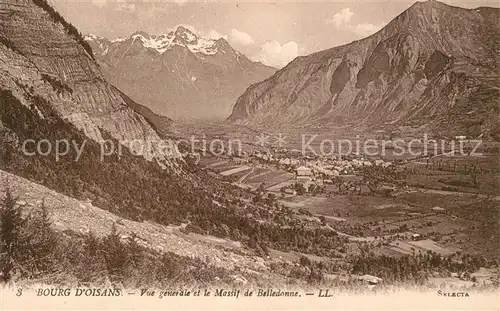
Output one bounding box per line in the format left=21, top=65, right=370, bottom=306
left=0, top=0, right=177, bottom=162
left=229, top=1, right=500, bottom=140
left=86, top=28, right=276, bottom=120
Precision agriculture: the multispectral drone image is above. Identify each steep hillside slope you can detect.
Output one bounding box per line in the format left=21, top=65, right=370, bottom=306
left=229, top=1, right=500, bottom=139
left=0, top=0, right=178, bottom=161
left=0, top=0, right=211, bottom=222
left=86, top=28, right=276, bottom=120
left=0, top=169, right=270, bottom=275
left=113, top=87, right=173, bottom=139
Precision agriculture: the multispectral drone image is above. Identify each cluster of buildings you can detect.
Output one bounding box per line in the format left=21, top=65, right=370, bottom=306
left=224, top=149, right=395, bottom=192
left=292, top=158, right=392, bottom=181
left=251, top=150, right=392, bottom=170
left=248, top=151, right=394, bottom=190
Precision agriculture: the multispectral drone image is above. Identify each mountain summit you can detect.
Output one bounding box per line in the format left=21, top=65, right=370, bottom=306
left=86, top=27, right=276, bottom=120
left=228, top=1, right=500, bottom=139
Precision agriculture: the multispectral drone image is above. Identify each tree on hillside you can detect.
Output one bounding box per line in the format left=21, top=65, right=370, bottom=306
left=126, top=232, right=143, bottom=269
left=332, top=176, right=343, bottom=193
left=75, top=231, right=107, bottom=283
left=102, top=224, right=129, bottom=283
left=22, top=200, right=58, bottom=277
left=0, top=189, right=24, bottom=282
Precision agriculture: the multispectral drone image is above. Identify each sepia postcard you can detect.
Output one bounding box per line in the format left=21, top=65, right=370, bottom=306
left=0, top=0, right=498, bottom=310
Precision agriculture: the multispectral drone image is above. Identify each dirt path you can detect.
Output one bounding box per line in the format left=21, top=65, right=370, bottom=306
left=420, top=189, right=500, bottom=200
left=238, top=166, right=255, bottom=183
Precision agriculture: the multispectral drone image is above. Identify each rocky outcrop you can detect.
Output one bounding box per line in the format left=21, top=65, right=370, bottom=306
left=86, top=28, right=276, bottom=120
left=0, top=0, right=177, bottom=162
left=229, top=1, right=500, bottom=139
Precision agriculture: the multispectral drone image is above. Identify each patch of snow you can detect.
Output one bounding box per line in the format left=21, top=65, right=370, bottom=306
left=181, top=31, right=197, bottom=43
left=111, top=37, right=127, bottom=43
left=84, top=34, right=100, bottom=41
left=187, top=37, right=218, bottom=55
left=121, top=31, right=219, bottom=55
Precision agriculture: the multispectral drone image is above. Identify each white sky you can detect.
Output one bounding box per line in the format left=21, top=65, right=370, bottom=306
left=51, top=0, right=499, bottom=68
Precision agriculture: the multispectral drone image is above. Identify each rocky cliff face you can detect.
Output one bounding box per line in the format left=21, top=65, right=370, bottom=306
left=86, top=28, right=276, bottom=120
left=0, top=0, right=176, bottom=162
left=229, top=1, right=500, bottom=139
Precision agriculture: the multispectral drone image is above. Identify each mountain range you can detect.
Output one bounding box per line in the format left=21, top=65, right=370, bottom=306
left=85, top=27, right=276, bottom=120
left=228, top=0, right=500, bottom=140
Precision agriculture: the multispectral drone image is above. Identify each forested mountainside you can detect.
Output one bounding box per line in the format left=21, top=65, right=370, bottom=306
left=229, top=1, right=500, bottom=140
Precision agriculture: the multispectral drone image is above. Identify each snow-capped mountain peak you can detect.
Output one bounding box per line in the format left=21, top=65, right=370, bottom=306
left=99, top=27, right=223, bottom=56
left=173, top=26, right=197, bottom=44
left=84, top=26, right=276, bottom=120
